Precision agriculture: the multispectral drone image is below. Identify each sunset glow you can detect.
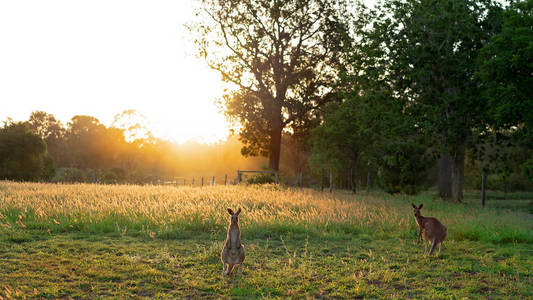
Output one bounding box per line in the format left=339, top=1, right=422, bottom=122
left=0, top=0, right=230, bottom=144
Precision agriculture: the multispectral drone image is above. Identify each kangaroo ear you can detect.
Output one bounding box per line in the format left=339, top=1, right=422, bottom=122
left=236, top=208, right=242, bottom=215
left=411, top=203, right=416, bottom=208
left=418, top=204, right=423, bottom=209
left=227, top=208, right=234, bottom=215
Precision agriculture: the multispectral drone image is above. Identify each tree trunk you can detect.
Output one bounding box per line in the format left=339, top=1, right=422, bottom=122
left=438, top=153, right=452, bottom=199
left=268, top=126, right=282, bottom=171
left=451, top=145, right=465, bottom=203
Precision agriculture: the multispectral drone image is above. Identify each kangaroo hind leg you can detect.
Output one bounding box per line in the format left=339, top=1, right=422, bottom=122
left=222, top=263, right=228, bottom=276
left=226, top=264, right=234, bottom=275
left=429, top=238, right=438, bottom=255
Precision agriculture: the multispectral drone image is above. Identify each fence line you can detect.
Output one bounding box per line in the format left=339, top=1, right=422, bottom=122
left=55, top=168, right=527, bottom=210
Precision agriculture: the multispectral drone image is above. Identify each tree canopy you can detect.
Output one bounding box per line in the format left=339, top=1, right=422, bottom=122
left=340, top=0, right=504, bottom=201
left=0, top=122, right=48, bottom=181
left=191, top=0, right=351, bottom=170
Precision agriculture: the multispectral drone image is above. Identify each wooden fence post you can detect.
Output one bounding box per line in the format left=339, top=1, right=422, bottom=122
left=481, top=171, right=486, bottom=207
left=329, top=169, right=333, bottom=193
left=192, top=178, right=194, bottom=185
left=201, top=177, right=204, bottom=186
left=211, top=176, right=215, bottom=186
left=299, top=171, right=303, bottom=189
left=225, top=174, right=227, bottom=185
left=366, top=171, right=371, bottom=193
left=321, top=169, right=325, bottom=192
left=350, top=167, right=355, bottom=194
left=275, top=171, right=279, bottom=184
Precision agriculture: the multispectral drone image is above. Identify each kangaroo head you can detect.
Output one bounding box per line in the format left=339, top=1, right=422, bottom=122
left=411, top=203, right=423, bottom=217
left=227, top=208, right=242, bottom=225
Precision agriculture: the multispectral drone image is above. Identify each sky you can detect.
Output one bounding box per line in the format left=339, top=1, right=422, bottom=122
left=0, top=0, right=229, bottom=144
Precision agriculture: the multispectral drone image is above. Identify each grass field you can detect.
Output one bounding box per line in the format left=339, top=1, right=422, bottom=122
left=0, top=181, right=532, bottom=298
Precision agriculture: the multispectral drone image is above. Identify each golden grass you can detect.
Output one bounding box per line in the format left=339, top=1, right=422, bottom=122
left=0, top=181, right=395, bottom=225
left=1, top=181, right=532, bottom=243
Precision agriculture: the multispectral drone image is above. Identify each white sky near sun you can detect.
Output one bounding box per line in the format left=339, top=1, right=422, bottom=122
left=0, top=1, right=378, bottom=144
left=0, top=0, right=229, bottom=144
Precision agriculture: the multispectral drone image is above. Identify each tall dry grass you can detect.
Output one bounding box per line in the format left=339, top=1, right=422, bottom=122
left=0, top=181, right=531, bottom=243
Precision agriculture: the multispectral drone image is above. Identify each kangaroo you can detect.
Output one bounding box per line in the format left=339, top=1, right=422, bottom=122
left=412, top=203, right=447, bottom=256
left=221, top=208, right=245, bottom=276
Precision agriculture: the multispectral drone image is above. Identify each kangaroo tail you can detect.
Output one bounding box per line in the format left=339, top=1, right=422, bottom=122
left=429, top=238, right=438, bottom=255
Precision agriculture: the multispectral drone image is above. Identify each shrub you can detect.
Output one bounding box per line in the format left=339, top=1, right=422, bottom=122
left=246, top=173, right=275, bottom=185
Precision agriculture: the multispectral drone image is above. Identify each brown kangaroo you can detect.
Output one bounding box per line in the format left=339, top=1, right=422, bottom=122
left=412, top=203, right=447, bottom=256
left=221, top=208, right=245, bottom=276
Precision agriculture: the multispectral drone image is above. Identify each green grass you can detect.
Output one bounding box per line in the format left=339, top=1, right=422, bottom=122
left=0, top=181, right=532, bottom=298
left=462, top=189, right=533, bottom=214
left=1, top=232, right=531, bottom=299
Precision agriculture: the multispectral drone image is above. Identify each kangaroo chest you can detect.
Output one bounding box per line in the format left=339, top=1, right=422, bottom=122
left=228, top=227, right=241, bottom=249
left=416, top=217, right=430, bottom=233
left=226, top=250, right=241, bottom=264
left=415, top=216, right=424, bottom=228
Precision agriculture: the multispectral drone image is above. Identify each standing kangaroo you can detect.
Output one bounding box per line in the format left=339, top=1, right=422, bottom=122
left=221, top=208, right=245, bottom=276
left=412, top=203, right=447, bottom=256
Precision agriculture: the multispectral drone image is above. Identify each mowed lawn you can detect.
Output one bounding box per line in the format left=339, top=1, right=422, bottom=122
left=0, top=181, right=532, bottom=298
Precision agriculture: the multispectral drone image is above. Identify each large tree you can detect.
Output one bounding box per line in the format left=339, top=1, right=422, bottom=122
left=28, top=111, right=66, bottom=166
left=478, top=0, right=533, bottom=129
left=478, top=0, right=533, bottom=178
left=354, top=0, right=500, bottom=202
left=191, top=0, right=350, bottom=170
left=310, top=100, right=369, bottom=193
left=65, top=115, right=128, bottom=170
left=0, top=122, right=48, bottom=180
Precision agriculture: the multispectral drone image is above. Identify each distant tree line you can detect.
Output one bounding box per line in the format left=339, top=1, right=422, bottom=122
left=193, top=0, right=533, bottom=201
left=0, top=110, right=265, bottom=184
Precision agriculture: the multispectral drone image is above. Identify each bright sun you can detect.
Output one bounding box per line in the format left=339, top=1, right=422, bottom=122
left=0, top=0, right=231, bottom=144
